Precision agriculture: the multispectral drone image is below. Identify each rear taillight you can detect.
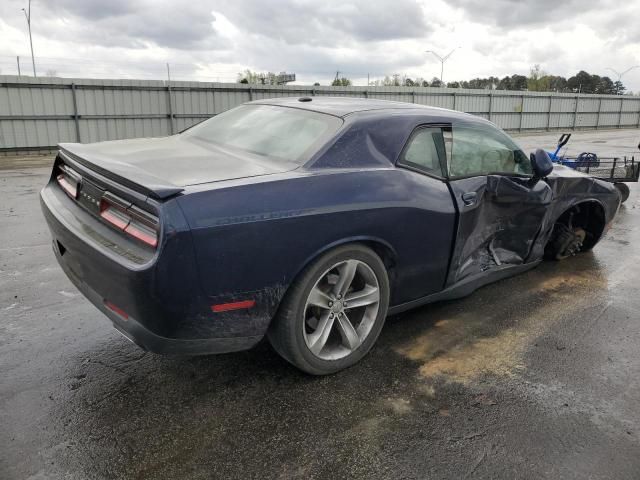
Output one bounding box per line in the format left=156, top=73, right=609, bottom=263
left=124, top=219, right=158, bottom=247
left=56, top=165, right=80, bottom=198
left=99, top=193, right=129, bottom=230
left=99, top=193, right=159, bottom=248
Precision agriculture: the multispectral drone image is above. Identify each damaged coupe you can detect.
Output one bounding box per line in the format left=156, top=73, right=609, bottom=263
left=40, top=97, right=621, bottom=374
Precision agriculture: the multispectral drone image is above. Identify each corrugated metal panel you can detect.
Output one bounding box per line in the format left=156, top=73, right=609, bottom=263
left=1, top=75, right=639, bottom=150
left=548, top=113, right=575, bottom=129
left=620, top=112, right=639, bottom=126
left=576, top=113, right=597, bottom=128
left=579, top=98, right=599, bottom=113
left=600, top=98, right=621, bottom=113
left=173, top=90, right=214, bottom=115
left=456, top=94, right=490, bottom=113
left=213, top=89, right=248, bottom=113
left=622, top=99, right=640, bottom=112
left=80, top=118, right=170, bottom=143
left=552, top=97, right=576, bottom=113
left=524, top=96, right=549, bottom=113
left=598, top=113, right=619, bottom=126
left=522, top=113, right=548, bottom=130
left=175, top=117, right=207, bottom=132
left=490, top=113, right=519, bottom=130
left=492, top=95, right=523, bottom=115
left=421, top=94, right=454, bottom=109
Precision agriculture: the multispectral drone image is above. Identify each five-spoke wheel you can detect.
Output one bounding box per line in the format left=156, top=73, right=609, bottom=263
left=303, top=259, right=381, bottom=360
left=268, top=244, right=390, bottom=375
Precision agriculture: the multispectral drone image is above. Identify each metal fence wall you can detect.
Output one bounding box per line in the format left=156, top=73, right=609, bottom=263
left=2, top=75, right=640, bottom=152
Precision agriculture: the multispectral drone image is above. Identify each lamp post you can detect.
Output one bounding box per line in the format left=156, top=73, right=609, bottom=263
left=425, top=47, right=460, bottom=85
left=606, top=66, right=640, bottom=95
left=22, top=0, right=36, bottom=77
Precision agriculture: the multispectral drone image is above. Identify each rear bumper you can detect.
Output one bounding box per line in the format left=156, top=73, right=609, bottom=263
left=56, top=246, right=262, bottom=354
left=40, top=183, right=267, bottom=355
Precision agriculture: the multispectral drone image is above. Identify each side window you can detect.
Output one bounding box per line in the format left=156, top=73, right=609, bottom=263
left=449, top=124, right=531, bottom=177
left=399, top=127, right=445, bottom=176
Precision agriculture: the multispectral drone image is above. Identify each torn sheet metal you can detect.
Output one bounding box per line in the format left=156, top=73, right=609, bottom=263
left=447, top=175, right=553, bottom=285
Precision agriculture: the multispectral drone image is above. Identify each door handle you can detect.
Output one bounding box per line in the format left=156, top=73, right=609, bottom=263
left=461, top=192, right=477, bottom=206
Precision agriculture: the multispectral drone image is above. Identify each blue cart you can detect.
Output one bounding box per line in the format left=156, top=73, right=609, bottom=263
left=548, top=133, right=639, bottom=203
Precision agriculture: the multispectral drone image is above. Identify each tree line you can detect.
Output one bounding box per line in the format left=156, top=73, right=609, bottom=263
left=335, top=65, right=628, bottom=94
left=238, top=65, right=629, bottom=95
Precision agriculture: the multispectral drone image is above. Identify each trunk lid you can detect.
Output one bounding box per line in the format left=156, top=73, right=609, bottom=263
left=59, top=135, right=295, bottom=199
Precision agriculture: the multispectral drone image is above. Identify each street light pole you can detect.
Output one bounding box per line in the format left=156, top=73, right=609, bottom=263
left=22, top=0, right=36, bottom=77
left=606, top=66, right=640, bottom=95
left=425, top=47, right=460, bottom=85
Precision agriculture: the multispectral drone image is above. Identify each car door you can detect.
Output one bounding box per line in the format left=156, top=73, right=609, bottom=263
left=445, top=122, right=553, bottom=286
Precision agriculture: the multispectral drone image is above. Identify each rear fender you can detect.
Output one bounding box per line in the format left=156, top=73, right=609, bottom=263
left=284, top=235, right=398, bottom=303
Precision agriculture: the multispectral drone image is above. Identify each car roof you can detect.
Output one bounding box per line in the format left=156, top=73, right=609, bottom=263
left=247, top=96, right=482, bottom=123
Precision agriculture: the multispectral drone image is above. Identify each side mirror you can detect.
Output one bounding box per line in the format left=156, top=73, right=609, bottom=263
left=529, top=149, right=553, bottom=184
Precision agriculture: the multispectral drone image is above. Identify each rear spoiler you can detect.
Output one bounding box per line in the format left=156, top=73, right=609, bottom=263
left=58, top=146, right=184, bottom=200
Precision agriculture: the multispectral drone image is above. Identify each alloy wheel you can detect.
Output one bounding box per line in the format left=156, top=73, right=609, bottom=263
left=302, top=259, right=380, bottom=361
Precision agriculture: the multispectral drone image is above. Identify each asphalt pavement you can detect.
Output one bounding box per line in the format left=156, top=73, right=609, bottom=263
left=1, top=129, right=640, bottom=479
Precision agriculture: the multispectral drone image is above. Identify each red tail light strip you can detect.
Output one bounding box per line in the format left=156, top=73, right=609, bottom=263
left=56, top=161, right=160, bottom=249
left=211, top=300, right=256, bottom=313
left=56, top=174, right=78, bottom=198
left=100, top=206, right=129, bottom=230
left=99, top=194, right=159, bottom=248
left=124, top=222, right=158, bottom=248
left=56, top=165, right=81, bottom=199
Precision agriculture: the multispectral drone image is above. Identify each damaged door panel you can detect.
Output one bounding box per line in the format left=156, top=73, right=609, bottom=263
left=447, top=175, right=552, bottom=285
left=444, top=122, right=553, bottom=285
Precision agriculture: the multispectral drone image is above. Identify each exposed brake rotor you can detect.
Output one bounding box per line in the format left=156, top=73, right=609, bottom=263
left=555, top=224, right=586, bottom=260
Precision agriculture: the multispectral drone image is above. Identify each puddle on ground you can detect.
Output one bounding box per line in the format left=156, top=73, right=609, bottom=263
left=417, top=327, right=528, bottom=383
left=394, top=264, right=607, bottom=384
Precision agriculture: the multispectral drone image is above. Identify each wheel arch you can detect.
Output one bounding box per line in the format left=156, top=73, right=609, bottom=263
left=280, top=236, right=398, bottom=308
left=302, top=235, right=396, bottom=278
left=550, top=198, right=607, bottom=250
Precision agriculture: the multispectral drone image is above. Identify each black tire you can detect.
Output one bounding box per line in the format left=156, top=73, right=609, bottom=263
left=268, top=244, right=390, bottom=375
left=614, top=183, right=630, bottom=204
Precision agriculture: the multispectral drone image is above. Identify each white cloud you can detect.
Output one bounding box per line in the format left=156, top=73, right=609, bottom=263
left=0, top=0, right=638, bottom=91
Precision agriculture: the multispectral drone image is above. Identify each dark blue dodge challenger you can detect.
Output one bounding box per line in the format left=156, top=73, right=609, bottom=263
left=41, top=97, right=620, bottom=374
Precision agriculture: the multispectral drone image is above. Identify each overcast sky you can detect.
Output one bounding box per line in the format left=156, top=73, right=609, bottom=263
left=1, top=0, right=639, bottom=91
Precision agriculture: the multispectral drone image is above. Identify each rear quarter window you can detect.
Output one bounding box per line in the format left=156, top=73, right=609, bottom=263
left=398, top=127, right=446, bottom=177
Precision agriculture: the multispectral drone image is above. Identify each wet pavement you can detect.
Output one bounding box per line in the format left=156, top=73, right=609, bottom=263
left=2, top=129, right=640, bottom=479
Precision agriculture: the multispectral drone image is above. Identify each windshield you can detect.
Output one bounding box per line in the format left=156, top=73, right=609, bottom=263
left=183, top=105, right=342, bottom=165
